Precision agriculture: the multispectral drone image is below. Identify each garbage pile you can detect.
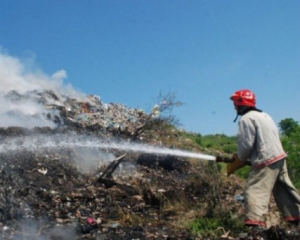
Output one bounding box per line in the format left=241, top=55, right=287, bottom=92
left=2, top=89, right=160, bottom=137
left=57, top=94, right=152, bottom=135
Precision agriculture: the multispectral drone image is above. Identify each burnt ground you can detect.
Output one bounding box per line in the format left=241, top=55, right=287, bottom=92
left=0, top=127, right=297, bottom=240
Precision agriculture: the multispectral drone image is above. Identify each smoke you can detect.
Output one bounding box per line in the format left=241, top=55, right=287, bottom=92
left=0, top=50, right=82, bottom=96
left=0, top=96, right=56, bottom=128
left=72, top=147, right=116, bottom=173
left=11, top=219, right=78, bottom=240
left=0, top=50, right=86, bottom=128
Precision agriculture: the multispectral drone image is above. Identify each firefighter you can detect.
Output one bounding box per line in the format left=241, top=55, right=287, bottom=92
left=228, top=89, right=300, bottom=234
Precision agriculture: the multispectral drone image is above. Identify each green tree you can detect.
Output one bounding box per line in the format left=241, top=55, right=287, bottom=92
left=279, top=118, right=300, bottom=188
left=279, top=118, right=299, bottom=137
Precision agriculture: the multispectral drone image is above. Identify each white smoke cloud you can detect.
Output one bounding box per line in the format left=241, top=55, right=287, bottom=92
left=0, top=49, right=87, bottom=128
left=73, top=147, right=116, bottom=173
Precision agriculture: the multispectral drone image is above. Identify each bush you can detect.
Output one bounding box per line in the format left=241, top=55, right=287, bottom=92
left=185, top=133, right=237, bottom=153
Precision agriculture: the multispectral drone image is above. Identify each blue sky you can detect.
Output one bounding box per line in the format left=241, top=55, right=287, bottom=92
left=0, top=0, right=299, bottom=136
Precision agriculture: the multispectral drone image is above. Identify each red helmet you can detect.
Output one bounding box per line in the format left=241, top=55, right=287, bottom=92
left=230, top=89, right=256, bottom=107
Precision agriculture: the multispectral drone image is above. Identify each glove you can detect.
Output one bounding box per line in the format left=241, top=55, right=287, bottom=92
left=227, top=153, right=245, bottom=176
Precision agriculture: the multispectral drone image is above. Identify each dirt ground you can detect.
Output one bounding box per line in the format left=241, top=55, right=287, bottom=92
left=0, top=127, right=296, bottom=240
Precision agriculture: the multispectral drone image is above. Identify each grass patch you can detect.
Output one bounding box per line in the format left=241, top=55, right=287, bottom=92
left=190, top=212, right=247, bottom=239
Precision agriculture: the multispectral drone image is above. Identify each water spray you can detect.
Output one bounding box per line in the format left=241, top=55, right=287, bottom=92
left=0, top=134, right=217, bottom=161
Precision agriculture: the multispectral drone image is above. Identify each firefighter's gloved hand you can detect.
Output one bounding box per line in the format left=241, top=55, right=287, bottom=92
left=227, top=153, right=245, bottom=177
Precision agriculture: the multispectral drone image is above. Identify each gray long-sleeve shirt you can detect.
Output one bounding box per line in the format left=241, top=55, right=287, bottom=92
left=237, top=110, right=287, bottom=169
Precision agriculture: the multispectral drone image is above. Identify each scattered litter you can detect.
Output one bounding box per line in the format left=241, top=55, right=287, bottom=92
left=37, top=167, right=48, bottom=175
left=110, top=223, right=120, bottom=229
left=235, top=194, right=244, bottom=203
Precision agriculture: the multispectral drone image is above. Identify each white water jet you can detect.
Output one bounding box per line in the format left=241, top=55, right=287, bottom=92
left=0, top=134, right=216, bottom=161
